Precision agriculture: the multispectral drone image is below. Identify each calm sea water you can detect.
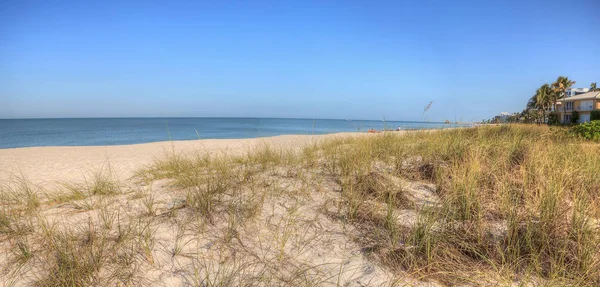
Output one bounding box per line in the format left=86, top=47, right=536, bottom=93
left=0, top=118, right=469, bottom=149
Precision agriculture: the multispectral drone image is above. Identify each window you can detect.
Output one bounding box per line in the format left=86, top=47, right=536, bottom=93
left=581, top=100, right=593, bottom=111
left=565, top=102, right=574, bottom=111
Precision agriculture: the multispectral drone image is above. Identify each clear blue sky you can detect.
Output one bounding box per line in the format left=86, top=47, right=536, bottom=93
left=1, top=0, right=599, bottom=121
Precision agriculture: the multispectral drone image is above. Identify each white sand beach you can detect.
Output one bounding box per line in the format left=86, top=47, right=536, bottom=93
left=1, top=131, right=450, bottom=286
left=2, top=132, right=433, bottom=286
left=0, top=133, right=365, bottom=186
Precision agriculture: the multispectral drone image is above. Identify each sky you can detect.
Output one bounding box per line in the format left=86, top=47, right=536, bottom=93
left=1, top=0, right=599, bottom=122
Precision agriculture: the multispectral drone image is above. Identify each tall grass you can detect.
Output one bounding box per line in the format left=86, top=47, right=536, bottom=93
left=314, top=125, right=600, bottom=285
left=136, top=125, right=600, bottom=285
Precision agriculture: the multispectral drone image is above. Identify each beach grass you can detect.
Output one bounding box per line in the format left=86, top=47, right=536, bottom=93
left=1, top=125, right=599, bottom=286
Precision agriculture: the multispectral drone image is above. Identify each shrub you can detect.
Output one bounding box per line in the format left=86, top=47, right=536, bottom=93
left=547, top=112, right=559, bottom=125
left=591, top=110, right=600, bottom=121
left=570, top=120, right=600, bottom=140
left=571, top=111, right=580, bottom=124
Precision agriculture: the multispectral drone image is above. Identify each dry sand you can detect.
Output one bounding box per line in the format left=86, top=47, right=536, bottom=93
left=0, top=132, right=364, bottom=187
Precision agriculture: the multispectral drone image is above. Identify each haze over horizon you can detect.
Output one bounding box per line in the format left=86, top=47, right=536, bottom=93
left=1, top=0, right=599, bottom=122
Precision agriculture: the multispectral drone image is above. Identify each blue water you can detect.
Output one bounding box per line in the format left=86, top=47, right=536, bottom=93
left=0, top=118, right=469, bottom=149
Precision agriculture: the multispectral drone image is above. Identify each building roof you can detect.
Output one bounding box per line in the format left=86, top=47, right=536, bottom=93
left=566, top=87, right=589, bottom=91
left=557, top=91, right=600, bottom=103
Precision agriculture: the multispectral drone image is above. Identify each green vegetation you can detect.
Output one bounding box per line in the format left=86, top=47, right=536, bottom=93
left=1, top=125, right=599, bottom=286
left=571, top=120, right=600, bottom=140
left=526, top=83, right=553, bottom=123
left=552, top=76, right=576, bottom=119
left=591, top=110, right=600, bottom=121
left=547, top=111, right=559, bottom=125
left=571, top=110, right=580, bottom=124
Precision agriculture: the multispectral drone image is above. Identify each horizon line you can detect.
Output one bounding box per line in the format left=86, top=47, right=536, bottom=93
left=0, top=116, right=458, bottom=124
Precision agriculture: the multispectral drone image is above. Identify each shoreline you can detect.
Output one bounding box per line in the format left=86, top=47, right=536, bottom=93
left=0, top=126, right=469, bottom=150
left=0, top=131, right=363, bottom=151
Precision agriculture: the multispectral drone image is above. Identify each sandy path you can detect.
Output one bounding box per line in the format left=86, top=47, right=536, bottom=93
left=0, top=133, right=362, bottom=187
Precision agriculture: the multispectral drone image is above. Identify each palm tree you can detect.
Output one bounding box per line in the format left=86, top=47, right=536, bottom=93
left=536, top=84, right=552, bottom=122
left=526, top=95, right=540, bottom=123
left=527, top=84, right=552, bottom=123
left=551, top=76, right=576, bottom=123
left=591, top=82, right=599, bottom=92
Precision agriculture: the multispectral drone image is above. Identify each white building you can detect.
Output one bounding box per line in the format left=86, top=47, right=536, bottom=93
left=565, top=88, right=589, bottom=97
left=494, top=112, right=511, bottom=123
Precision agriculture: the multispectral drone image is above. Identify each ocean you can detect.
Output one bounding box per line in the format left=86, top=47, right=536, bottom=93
left=0, top=118, right=469, bottom=149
